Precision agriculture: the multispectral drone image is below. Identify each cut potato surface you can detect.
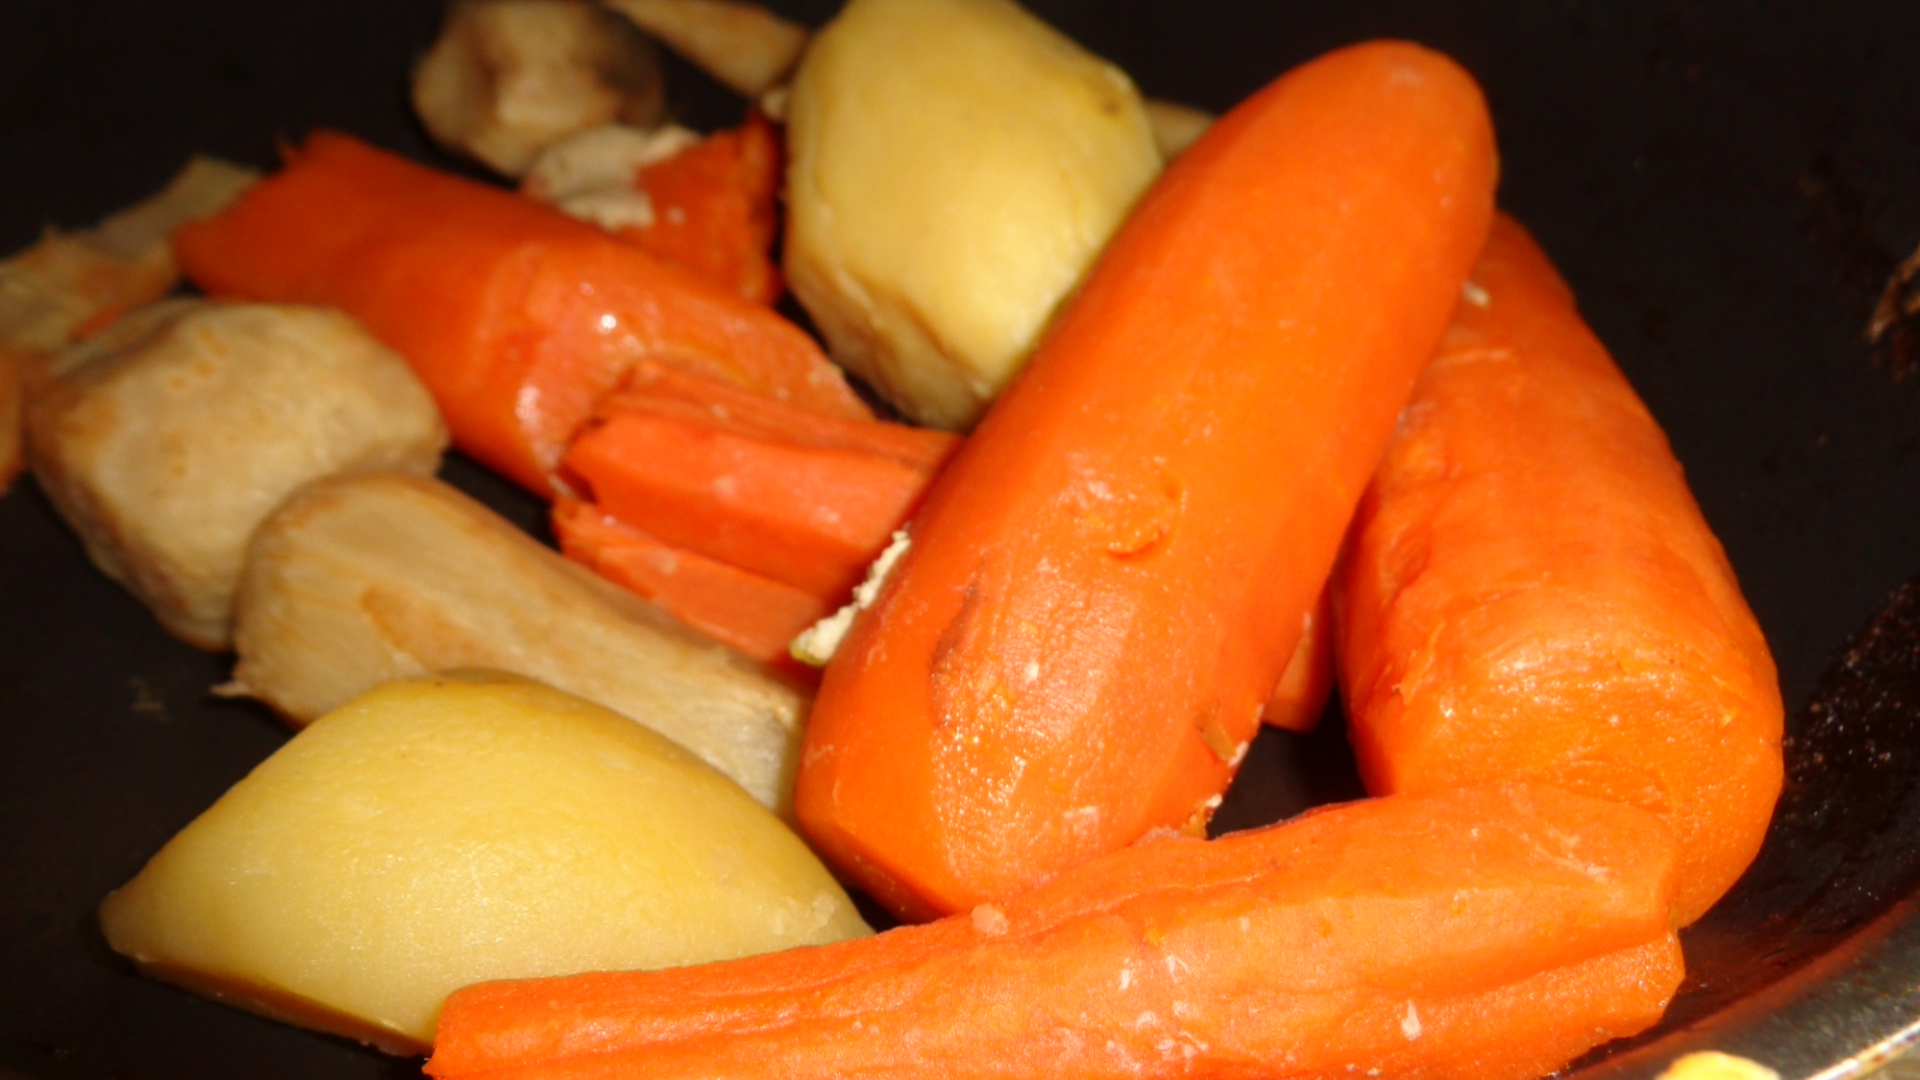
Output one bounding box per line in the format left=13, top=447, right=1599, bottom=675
left=783, top=0, right=1161, bottom=430
left=99, top=671, right=870, bottom=1055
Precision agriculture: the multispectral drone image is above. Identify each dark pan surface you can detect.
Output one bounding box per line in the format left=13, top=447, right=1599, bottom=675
left=3, top=2, right=1920, bottom=1078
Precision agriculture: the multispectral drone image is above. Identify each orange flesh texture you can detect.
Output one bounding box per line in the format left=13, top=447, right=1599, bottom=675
left=1336, top=213, right=1785, bottom=926
left=427, top=784, right=1682, bottom=1080
left=562, top=407, right=941, bottom=598
left=170, top=131, right=865, bottom=496
left=620, top=111, right=784, bottom=305
left=551, top=496, right=829, bottom=665
left=602, top=359, right=960, bottom=473
left=793, top=40, right=1500, bottom=921
left=1263, top=586, right=1336, bottom=732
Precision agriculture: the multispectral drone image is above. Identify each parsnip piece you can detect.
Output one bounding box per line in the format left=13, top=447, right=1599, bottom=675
left=603, top=0, right=811, bottom=99
left=0, top=156, right=259, bottom=358
left=783, top=0, right=1161, bottom=430
left=1144, top=97, right=1214, bottom=158
left=26, top=301, right=446, bottom=650
left=100, top=671, right=870, bottom=1055
left=411, top=0, right=665, bottom=177
left=520, top=122, right=701, bottom=232
left=229, top=471, right=809, bottom=813
left=0, top=156, right=258, bottom=495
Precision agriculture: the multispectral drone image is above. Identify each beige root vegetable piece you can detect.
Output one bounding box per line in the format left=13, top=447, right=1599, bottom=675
left=783, top=0, right=1162, bottom=430
left=0, top=156, right=258, bottom=493
left=412, top=0, right=665, bottom=177
left=100, top=671, right=871, bottom=1056
left=604, top=0, right=810, bottom=99
left=0, top=156, right=258, bottom=358
left=520, top=122, right=701, bottom=232
left=1144, top=97, right=1214, bottom=158
left=26, top=300, right=446, bottom=650
left=228, top=471, right=810, bottom=813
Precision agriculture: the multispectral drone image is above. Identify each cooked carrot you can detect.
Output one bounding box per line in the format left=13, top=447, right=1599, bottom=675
left=426, top=783, right=1683, bottom=1080
left=606, top=359, right=959, bottom=473
left=616, top=111, right=784, bottom=305
left=552, top=495, right=829, bottom=666
left=1262, top=586, right=1335, bottom=732
left=172, top=131, right=866, bottom=496
left=562, top=405, right=945, bottom=599
left=1336, top=213, right=1785, bottom=926
left=793, top=40, right=1498, bottom=920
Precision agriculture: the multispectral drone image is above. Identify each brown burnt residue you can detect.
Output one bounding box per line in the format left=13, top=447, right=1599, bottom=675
left=1795, top=149, right=1919, bottom=380
left=1868, top=240, right=1920, bottom=380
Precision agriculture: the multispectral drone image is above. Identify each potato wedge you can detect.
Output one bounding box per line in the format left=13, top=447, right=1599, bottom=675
left=782, top=0, right=1161, bottom=429
left=227, top=471, right=809, bottom=813
left=100, top=671, right=869, bottom=1055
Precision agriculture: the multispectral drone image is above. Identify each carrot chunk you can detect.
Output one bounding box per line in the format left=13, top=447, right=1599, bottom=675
left=1336, top=214, right=1785, bottom=926
left=619, top=111, right=784, bottom=305
left=793, top=40, right=1499, bottom=920
left=172, top=131, right=866, bottom=496
left=427, top=784, right=1683, bottom=1080
left=551, top=496, right=829, bottom=665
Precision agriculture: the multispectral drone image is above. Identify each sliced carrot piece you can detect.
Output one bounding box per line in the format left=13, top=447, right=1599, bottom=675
left=552, top=496, right=829, bottom=666
left=793, top=40, right=1498, bottom=920
left=616, top=111, right=784, bottom=305
left=563, top=407, right=940, bottom=598
left=603, top=359, right=960, bottom=472
left=1337, top=213, right=1785, bottom=926
left=427, top=784, right=1683, bottom=1080
left=172, top=131, right=867, bottom=496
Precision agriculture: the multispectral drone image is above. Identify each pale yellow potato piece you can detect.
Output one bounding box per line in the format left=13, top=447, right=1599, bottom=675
left=783, top=0, right=1161, bottom=430
left=99, top=671, right=870, bottom=1056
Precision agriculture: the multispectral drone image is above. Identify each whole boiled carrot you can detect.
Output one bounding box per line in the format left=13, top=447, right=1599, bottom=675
left=794, top=40, right=1499, bottom=920
left=1336, top=213, right=1784, bottom=926
left=172, top=131, right=866, bottom=496
left=427, top=783, right=1683, bottom=1080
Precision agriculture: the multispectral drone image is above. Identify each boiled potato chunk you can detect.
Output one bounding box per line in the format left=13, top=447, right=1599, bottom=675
left=783, top=0, right=1161, bottom=430
left=99, top=671, right=870, bottom=1055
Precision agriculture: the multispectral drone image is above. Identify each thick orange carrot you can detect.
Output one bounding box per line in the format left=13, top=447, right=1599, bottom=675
left=172, top=132, right=866, bottom=496
left=793, top=40, right=1498, bottom=920
left=552, top=496, right=829, bottom=665
left=562, top=405, right=944, bottom=599
left=615, top=111, right=784, bottom=305
left=1336, top=214, right=1784, bottom=926
left=427, top=784, right=1683, bottom=1080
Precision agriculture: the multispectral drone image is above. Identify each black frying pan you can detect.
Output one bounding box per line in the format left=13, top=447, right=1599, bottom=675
left=3, top=2, right=1919, bottom=1077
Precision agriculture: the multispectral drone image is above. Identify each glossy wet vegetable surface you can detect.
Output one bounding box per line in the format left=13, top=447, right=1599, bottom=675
left=2, top=3, right=1919, bottom=1079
